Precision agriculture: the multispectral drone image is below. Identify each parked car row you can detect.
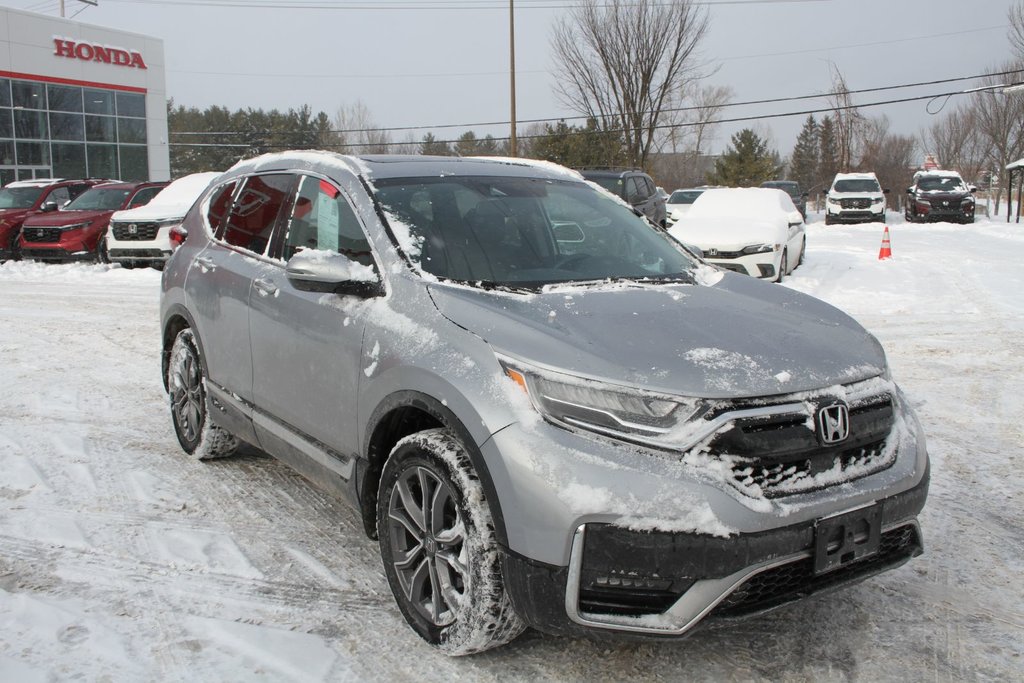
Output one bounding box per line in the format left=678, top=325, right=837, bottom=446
left=0, top=172, right=220, bottom=268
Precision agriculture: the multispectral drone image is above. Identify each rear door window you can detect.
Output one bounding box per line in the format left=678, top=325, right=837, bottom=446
left=218, top=174, right=295, bottom=256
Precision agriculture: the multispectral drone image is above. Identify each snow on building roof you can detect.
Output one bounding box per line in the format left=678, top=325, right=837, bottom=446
left=1006, top=158, right=1024, bottom=171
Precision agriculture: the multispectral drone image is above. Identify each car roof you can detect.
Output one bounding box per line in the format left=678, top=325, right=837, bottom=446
left=4, top=178, right=67, bottom=188
left=833, top=172, right=878, bottom=180
left=225, top=152, right=582, bottom=184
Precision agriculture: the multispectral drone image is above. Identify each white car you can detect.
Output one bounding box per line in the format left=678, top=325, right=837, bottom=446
left=668, top=187, right=806, bottom=282
left=824, top=172, right=888, bottom=225
left=106, top=171, right=221, bottom=269
left=665, top=188, right=706, bottom=225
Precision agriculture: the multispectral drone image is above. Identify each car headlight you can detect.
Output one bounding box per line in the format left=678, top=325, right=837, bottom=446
left=916, top=199, right=931, bottom=207
left=826, top=198, right=839, bottom=206
left=502, top=361, right=705, bottom=449
left=59, top=222, right=92, bottom=231
left=156, top=218, right=184, bottom=228
left=871, top=197, right=884, bottom=204
left=741, top=244, right=778, bottom=255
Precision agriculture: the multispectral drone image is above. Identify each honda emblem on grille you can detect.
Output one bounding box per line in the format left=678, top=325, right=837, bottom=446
left=36, top=229, right=44, bottom=238
left=128, top=223, right=138, bottom=234
left=817, top=403, right=850, bottom=444
left=707, top=248, right=718, bottom=257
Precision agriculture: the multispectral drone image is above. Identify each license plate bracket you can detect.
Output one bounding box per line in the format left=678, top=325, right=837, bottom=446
left=813, top=504, right=882, bottom=575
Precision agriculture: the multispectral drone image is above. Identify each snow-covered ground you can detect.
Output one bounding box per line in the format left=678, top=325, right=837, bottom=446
left=1, top=214, right=1022, bottom=681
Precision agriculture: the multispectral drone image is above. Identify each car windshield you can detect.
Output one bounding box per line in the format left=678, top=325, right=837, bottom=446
left=64, top=187, right=132, bottom=211
left=917, top=176, right=967, bottom=192
left=586, top=176, right=623, bottom=195
left=669, top=190, right=703, bottom=204
left=834, top=179, right=881, bottom=193
left=0, top=186, right=45, bottom=209
left=374, top=176, right=697, bottom=289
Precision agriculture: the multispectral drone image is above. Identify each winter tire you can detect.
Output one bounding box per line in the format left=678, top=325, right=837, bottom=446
left=775, top=249, right=788, bottom=283
left=167, top=327, right=239, bottom=460
left=95, top=235, right=109, bottom=264
left=377, top=429, right=524, bottom=655
left=796, top=237, right=806, bottom=267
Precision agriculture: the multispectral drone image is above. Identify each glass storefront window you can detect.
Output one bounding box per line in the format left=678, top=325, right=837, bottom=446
left=118, top=117, right=146, bottom=144
left=2, top=79, right=150, bottom=182
left=16, top=141, right=50, bottom=166
left=116, top=92, right=145, bottom=118
left=47, top=84, right=84, bottom=113
left=50, top=112, right=85, bottom=141
left=87, top=144, right=118, bottom=179
left=14, top=110, right=48, bottom=139
left=86, top=115, right=116, bottom=143
left=12, top=81, right=45, bottom=110
left=84, top=89, right=115, bottom=116
left=52, top=143, right=87, bottom=179
left=119, top=145, right=148, bottom=181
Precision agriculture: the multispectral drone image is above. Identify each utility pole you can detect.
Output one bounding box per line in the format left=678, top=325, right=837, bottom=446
left=509, top=0, right=517, bottom=157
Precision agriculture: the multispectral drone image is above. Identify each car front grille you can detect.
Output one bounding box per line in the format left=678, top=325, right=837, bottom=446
left=111, top=222, right=160, bottom=241
left=23, top=227, right=62, bottom=243
left=109, top=248, right=165, bottom=259
left=711, top=524, right=921, bottom=618
left=702, top=391, right=896, bottom=497
left=840, top=198, right=872, bottom=209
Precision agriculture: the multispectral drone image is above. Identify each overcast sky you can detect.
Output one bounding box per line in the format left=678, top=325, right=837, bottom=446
left=5, top=0, right=1021, bottom=161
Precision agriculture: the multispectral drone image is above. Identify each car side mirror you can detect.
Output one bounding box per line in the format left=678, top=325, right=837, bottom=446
left=285, top=249, right=382, bottom=297
left=969, top=186, right=977, bottom=194
left=801, top=192, right=809, bottom=198
left=883, top=188, right=891, bottom=194
left=40, top=200, right=59, bottom=213
left=906, top=188, right=913, bottom=195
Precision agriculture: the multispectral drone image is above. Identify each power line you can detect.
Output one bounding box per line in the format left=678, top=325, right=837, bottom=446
left=168, top=79, right=1024, bottom=151
left=168, top=68, right=1024, bottom=138
left=105, top=0, right=832, bottom=9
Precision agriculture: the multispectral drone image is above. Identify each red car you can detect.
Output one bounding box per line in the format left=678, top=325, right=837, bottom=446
left=0, top=178, right=110, bottom=261
left=20, top=181, right=167, bottom=263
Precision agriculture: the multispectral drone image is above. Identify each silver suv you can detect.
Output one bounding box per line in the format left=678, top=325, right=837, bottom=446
left=160, top=153, right=929, bottom=655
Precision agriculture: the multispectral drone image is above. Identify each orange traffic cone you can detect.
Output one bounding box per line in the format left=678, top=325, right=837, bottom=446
left=878, top=226, right=892, bottom=260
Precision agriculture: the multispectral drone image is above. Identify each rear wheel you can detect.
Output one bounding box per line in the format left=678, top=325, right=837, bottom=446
left=377, top=429, right=524, bottom=655
left=167, top=327, right=239, bottom=460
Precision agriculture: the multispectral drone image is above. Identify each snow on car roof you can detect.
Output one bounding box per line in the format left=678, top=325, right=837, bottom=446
left=833, top=172, right=878, bottom=180
left=4, top=178, right=67, bottom=188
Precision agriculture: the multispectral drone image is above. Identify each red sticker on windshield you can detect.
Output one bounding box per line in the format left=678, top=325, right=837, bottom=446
left=319, top=180, right=339, bottom=198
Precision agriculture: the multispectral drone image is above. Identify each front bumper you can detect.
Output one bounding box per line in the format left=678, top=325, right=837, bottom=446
left=20, top=246, right=94, bottom=262
left=702, top=252, right=778, bottom=279
left=107, top=226, right=173, bottom=263
left=827, top=209, right=885, bottom=224
left=502, top=463, right=928, bottom=638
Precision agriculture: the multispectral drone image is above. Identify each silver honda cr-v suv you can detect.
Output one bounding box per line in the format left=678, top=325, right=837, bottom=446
left=160, top=153, right=929, bottom=655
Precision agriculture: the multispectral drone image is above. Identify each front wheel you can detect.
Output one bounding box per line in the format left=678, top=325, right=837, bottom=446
left=95, top=234, right=109, bottom=264
left=167, top=327, right=239, bottom=460
left=377, top=429, right=524, bottom=655
left=775, top=249, right=788, bottom=283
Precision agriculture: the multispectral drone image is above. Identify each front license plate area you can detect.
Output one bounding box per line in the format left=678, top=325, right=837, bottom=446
left=813, top=505, right=882, bottom=575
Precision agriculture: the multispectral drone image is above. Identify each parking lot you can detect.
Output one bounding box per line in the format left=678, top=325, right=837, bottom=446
left=1, top=216, right=1022, bottom=681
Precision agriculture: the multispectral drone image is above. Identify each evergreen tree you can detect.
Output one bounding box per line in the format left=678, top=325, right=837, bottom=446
left=529, top=118, right=624, bottom=169
left=818, top=115, right=840, bottom=189
left=707, top=129, right=781, bottom=186
left=789, top=115, right=819, bottom=192
left=454, top=131, right=481, bottom=157
left=420, top=133, right=452, bottom=156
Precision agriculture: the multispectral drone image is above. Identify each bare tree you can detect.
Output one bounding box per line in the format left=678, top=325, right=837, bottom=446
left=551, top=0, right=710, bottom=169
left=333, top=101, right=391, bottom=154
left=1011, top=1, right=1024, bottom=61
left=655, top=84, right=731, bottom=188
left=858, top=116, right=916, bottom=210
left=921, top=104, right=986, bottom=183
left=973, top=62, right=1024, bottom=208
left=827, top=66, right=866, bottom=171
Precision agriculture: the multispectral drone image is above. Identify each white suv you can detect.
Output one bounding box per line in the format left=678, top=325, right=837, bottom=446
left=825, top=172, right=889, bottom=225
left=106, top=172, right=220, bottom=269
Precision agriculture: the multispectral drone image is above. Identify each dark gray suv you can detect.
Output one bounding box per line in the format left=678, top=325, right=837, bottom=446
left=160, top=153, right=928, bottom=654
left=579, top=168, right=668, bottom=226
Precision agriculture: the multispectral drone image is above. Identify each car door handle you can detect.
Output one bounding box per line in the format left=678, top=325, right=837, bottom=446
left=253, top=278, right=278, bottom=297
left=195, top=256, right=215, bottom=271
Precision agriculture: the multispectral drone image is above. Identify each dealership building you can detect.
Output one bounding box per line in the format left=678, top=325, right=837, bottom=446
left=1, top=7, right=169, bottom=187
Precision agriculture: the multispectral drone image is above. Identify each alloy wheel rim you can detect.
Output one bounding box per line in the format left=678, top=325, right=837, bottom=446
left=387, top=465, right=467, bottom=626
left=171, top=347, right=204, bottom=444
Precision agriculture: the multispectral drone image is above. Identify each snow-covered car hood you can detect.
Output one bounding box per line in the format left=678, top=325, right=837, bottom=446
left=111, top=202, right=190, bottom=223
left=828, top=191, right=885, bottom=200
left=668, top=216, right=785, bottom=251
left=426, top=275, right=886, bottom=399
